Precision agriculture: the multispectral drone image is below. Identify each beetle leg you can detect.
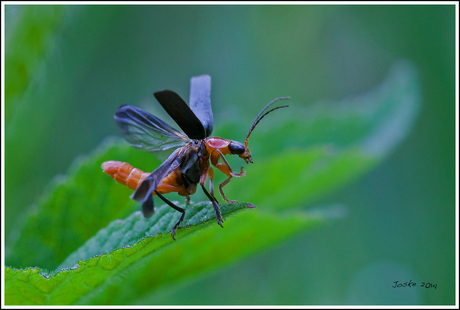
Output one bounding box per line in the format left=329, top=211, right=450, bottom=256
left=208, top=166, right=215, bottom=197
left=154, top=190, right=185, bottom=240
left=211, top=150, right=246, bottom=177
left=211, top=150, right=245, bottom=203
left=201, top=184, right=224, bottom=228
left=219, top=176, right=238, bottom=204
left=197, top=164, right=222, bottom=226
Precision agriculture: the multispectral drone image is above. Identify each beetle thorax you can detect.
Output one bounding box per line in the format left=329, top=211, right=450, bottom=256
left=205, top=137, right=231, bottom=149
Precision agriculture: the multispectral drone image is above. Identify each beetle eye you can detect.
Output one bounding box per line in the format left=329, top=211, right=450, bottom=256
left=229, top=141, right=245, bottom=155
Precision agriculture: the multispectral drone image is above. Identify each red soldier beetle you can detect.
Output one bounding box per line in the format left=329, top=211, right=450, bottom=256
left=102, top=75, right=289, bottom=239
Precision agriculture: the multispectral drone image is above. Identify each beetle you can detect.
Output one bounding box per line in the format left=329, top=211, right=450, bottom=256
left=102, top=75, right=289, bottom=239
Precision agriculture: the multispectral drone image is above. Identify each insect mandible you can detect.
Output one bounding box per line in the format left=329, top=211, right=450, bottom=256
left=102, top=75, right=289, bottom=239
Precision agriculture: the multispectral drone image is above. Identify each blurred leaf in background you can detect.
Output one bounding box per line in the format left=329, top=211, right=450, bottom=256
left=3, top=4, right=456, bottom=305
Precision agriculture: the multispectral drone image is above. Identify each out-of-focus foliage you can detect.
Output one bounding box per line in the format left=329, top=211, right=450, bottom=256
left=4, top=4, right=455, bottom=305
left=225, top=62, right=420, bottom=211
left=5, top=6, right=66, bottom=112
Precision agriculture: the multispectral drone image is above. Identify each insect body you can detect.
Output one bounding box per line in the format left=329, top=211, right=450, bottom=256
left=102, top=75, right=289, bottom=239
left=102, top=161, right=150, bottom=191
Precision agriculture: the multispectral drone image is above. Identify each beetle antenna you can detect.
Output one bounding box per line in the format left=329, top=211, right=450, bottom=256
left=245, top=97, right=290, bottom=147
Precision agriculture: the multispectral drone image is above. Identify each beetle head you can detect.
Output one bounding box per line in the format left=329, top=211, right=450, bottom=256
left=228, top=140, right=253, bottom=164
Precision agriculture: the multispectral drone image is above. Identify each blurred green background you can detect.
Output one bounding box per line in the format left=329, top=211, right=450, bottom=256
left=4, top=4, right=455, bottom=305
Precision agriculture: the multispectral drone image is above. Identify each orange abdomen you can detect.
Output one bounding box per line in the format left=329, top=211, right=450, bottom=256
left=102, top=161, right=150, bottom=190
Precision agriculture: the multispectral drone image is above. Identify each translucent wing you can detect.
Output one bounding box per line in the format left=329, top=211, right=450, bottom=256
left=114, top=105, right=189, bottom=152
left=190, top=75, right=213, bottom=137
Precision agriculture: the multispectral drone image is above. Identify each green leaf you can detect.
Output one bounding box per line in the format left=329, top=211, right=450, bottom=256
left=227, top=146, right=377, bottom=211
left=5, top=205, right=330, bottom=305
left=56, top=201, right=252, bottom=271
left=5, top=137, right=159, bottom=270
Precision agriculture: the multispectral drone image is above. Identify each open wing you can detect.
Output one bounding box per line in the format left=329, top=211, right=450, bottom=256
left=131, top=147, right=183, bottom=218
left=154, top=90, right=207, bottom=139
left=114, top=105, right=189, bottom=152
left=189, top=75, right=213, bottom=137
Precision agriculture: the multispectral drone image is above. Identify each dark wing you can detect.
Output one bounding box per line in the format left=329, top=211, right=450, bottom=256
left=114, top=105, right=189, bottom=152
left=131, top=147, right=182, bottom=218
left=154, top=90, right=207, bottom=139
left=189, top=75, right=213, bottom=137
